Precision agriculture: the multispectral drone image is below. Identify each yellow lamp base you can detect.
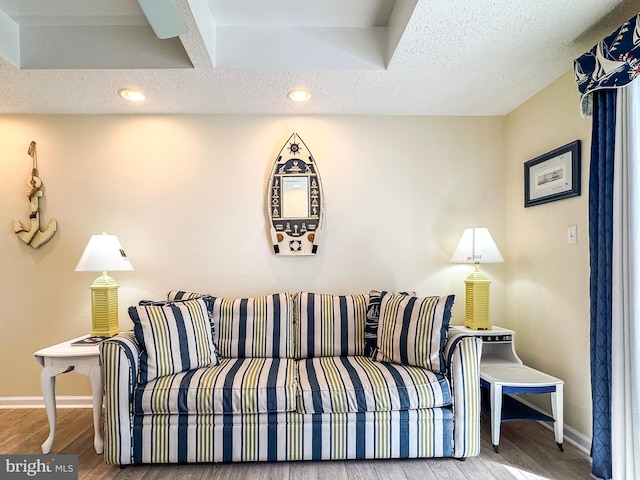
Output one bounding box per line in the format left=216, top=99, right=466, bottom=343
left=464, top=265, right=492, bottom=330
left=89, top=272, right=120, bottom=337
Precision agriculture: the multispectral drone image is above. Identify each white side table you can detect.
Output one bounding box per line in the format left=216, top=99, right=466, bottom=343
left=480, top=363, right=563, bottom=452
left=34, top=336, right=104, bottom=455
left=449, top=325, right=564, bottom=453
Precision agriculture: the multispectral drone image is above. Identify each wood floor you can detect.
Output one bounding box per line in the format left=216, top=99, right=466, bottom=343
left=0, top=408, right=592, bottom=479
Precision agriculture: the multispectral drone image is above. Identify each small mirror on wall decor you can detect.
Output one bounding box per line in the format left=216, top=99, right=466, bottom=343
left=266, top=133, right=324, bottom=255
left=281, top=176, right=310, bottom=218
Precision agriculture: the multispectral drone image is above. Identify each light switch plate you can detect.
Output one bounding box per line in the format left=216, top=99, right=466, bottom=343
left=567, top=225, right=577, bottom=244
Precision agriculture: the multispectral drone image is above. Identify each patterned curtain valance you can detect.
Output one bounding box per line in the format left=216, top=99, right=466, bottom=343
left=575, top=13, right=640, bottom=115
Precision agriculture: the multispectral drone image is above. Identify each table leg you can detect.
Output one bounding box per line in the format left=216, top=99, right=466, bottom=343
left=76, top=365, right=104, bottom=454
left=551, top=383, right=564, bottom=450
left=40, top=366, right=72, bottom=454
left=490, top=383, right=503, bottom=453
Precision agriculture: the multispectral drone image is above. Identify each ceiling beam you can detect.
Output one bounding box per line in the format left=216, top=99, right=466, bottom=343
left=0, top=7, right=19, bottom=67
left=137, top=0, right=187, bottom=39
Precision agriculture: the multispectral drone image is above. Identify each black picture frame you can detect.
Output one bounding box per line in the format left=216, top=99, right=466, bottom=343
left=524, top=140, right=581, bottom=208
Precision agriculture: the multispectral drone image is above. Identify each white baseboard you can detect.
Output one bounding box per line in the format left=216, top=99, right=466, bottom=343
left=0, top=396, right=94, bottom=409
left=512, top=394, right=592, bottom=455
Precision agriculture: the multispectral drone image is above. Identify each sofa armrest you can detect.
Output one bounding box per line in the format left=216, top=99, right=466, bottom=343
left=100, top=331, right=140, bottom=465
left=444, top=332, right=483, bottom=458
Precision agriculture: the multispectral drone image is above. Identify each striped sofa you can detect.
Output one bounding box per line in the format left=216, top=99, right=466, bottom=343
left=101, top=291, right=482, bottom=465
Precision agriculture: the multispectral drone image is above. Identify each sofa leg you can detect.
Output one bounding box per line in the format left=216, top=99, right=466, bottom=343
left=455, top=457, right=467, bottom=462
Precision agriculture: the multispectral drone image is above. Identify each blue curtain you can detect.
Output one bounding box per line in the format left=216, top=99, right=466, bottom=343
left=589, top=88, right=617, bottom=480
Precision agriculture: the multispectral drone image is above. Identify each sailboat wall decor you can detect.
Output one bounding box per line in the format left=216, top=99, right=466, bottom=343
left=266, top=133, right=324, bottom=256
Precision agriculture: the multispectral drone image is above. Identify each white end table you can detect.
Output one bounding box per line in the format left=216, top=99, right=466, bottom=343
left=449, top=325, right=564, bottom=453
left=34, top=336, right=104, bottom=455
left=480, top=363, right=563, bottom=452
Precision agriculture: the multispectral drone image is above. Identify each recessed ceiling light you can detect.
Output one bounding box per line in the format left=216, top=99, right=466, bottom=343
left=118, top=89, right=146, bottom=102
left=288, top=89, right=311, bottom=102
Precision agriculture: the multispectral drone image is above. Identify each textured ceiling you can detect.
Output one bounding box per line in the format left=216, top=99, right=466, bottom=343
left=0, top=0, right=637, bottom=115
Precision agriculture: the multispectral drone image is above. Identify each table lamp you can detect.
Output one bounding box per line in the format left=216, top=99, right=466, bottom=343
left=75, top=233, right=133, bottom=337
left=450, top=227, right=503, bottom=330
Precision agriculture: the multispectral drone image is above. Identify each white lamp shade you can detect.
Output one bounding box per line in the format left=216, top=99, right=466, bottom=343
left=75, top=233, right=133, bottom=272
left=450, top=228, right=504, bottom=264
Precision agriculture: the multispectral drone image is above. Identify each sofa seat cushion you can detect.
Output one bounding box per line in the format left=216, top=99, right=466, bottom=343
left=134, top=357, right=297, bottom=415
left=297, top=356, right=451, bottom=414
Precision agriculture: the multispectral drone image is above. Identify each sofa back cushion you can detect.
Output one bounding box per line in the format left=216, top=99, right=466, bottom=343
left=374, top=292, right=454, bottom=373
left=296, top=292, right=368, bottom=358
left=211, top=293, right=296, bottom=358
left=129, top=297, right=219, bottom=383
left=168, top=291, right=296, bottom=358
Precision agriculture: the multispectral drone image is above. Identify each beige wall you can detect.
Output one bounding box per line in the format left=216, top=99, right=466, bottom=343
left=1, top=83, right=596, bottom=444
left=504, top=71, right=593, bottom=440
left=0, top=84, right=596, bottom=445
left=0, top=114, right=505, bottom=398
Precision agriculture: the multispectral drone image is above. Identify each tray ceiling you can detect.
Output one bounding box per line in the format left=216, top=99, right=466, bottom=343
left=0, top=0, right=636, bottom=115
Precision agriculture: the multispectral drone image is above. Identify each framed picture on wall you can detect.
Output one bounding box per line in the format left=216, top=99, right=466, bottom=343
left=524, top=140, right=581, bottom=207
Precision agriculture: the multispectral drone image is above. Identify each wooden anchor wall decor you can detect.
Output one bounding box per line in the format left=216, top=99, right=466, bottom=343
left=13, top=141, right=58, bottom=248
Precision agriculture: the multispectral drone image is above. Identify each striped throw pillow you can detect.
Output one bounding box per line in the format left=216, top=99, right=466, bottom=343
left=374, top=292, right=454, bottom=372
left=167, top=290, right=204, bottom=301
left=129, top=297, right=219, bottom=383
left=364, top=290, right=415, bottom=358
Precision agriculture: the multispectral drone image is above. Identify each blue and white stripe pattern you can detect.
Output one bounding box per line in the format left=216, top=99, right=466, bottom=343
left=445, top=332, right=482, bottom=458
left=129, top=297, right=219, bottom=383
left=130, top=409, right=453, bottom=463
left=375, top=293, right=454, bottom=373
left=210, top=293, right=296, bottom=358
left=134, top=357, right=297, bottom=415
left=297, top=356, right=450, bottom=414
left=296, top=293, right=368, bottom=358
left=101, top=331, right=139, bottom=465
left=101, top=294, right=482, bottom=465
left=167, top=291, right=204, bottom=301
left=365, top=290, right=414, bottom=357
left=167, top=291, right=296, bottom=358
